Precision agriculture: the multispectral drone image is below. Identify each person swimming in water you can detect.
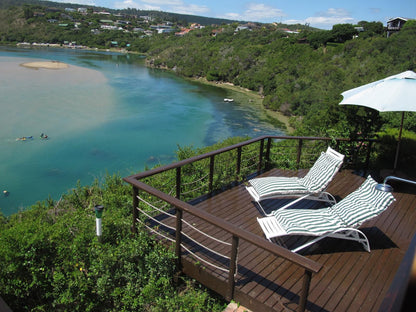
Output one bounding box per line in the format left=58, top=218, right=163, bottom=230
left=16, top=136, right=33, bottom=141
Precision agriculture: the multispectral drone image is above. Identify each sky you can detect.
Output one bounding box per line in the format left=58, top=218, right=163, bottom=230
left=50, top=0, right=416, bottom=30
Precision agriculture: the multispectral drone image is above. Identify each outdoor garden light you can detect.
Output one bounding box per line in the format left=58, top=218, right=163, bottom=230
left=376, top=176, right=416, bottom=193
left=94, top=205, right=104, bottom=238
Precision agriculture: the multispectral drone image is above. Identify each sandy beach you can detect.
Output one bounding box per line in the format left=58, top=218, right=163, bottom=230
left=20, top=60, right=69, bottom=69
left=1, top=56, right=111, bottom=139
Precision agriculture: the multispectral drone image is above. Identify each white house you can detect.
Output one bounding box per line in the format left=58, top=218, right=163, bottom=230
left=387, top=17, right=413, bottom=37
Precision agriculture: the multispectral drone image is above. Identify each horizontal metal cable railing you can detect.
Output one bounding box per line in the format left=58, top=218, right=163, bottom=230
left=136, top=194, right=234, bottom=274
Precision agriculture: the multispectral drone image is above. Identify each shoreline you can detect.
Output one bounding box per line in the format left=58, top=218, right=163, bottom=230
left=13, top=43, right=293, bottom=132
left=189, top=77, right=294, bottom=133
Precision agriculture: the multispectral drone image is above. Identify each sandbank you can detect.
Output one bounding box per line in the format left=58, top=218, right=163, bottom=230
left=20, top=61, right=69, bottom=69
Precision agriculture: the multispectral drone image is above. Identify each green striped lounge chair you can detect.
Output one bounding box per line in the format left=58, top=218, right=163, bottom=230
left=246, top=146, right=344, bottom=215
left=257, top=175, right=396, bottom=253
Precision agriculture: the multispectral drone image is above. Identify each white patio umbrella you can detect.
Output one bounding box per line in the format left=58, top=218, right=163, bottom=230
left=339, top=70, right=416, bottom=171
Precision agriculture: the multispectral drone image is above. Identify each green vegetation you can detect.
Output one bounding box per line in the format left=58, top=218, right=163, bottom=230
left=1, top=2, right=415, bottom=140
left=0, top=137, right=356, bottom=311
left=374, top=129, right=416, bottom=176
left=0, top=174, right=226, bottom=311
left=2, top=136, right=352, bottom=311
left=143, top=22, right=416, bottom=139
left=1, top=1, right=416, bottom=310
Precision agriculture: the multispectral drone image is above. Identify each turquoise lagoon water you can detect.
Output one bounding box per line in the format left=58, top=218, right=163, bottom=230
left=0, top=46, right=283, bottom=215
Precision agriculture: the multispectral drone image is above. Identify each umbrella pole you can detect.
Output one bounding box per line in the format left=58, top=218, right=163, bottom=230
left=393, top=111, right=405, bottom=173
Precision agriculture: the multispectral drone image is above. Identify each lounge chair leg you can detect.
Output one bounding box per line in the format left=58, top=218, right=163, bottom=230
left=318, top=192, right=337, bottom=205
left=256, top=201, right=268, bottom=216
left=275, top=237, right=289, bottom=249
left=329, top=229, right=371, bottom=252
left=352, top=230, right=371, bottom=252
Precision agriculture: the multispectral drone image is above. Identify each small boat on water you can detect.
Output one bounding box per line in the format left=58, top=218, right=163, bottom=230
left=224, top=98, right=234, bottom=102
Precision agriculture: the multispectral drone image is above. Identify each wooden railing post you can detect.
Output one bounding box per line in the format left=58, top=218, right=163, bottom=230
left=132, top=186, right=138, bottom=234
left=258, top=139, right=264, bottom=173
left=175, top=208, right=183, bottom=272
left=364, top=141, right=373, bottom=174
left=335, top=139, right=340, bottom=151
left=176, top=167, right=181, bottom=199
left=298, top=269, right=312, bottom=312
left=296, top=139, right=303, bottom=169
left=227, top=235, right=239, bottom=301
left=236, top=146, right=242, bottom=182
left=265, top=137, right=272, bottom=171
left=209, top=155, right=215, bottom=194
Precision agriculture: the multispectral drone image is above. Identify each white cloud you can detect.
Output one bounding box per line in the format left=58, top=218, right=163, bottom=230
left=370, top=8, right=381, bottom=14
left=221, top=3, right=286, bottom=22
left=142, top=0, right=183, bottom=4
left=222, top=12, right=242, bottom=20
left=114, top=0, right=209, bottom=15
left=284, top=8, right=355, bottom=30
left=53, top=0, right=97, bottom=5
left=114, top=1, right=160, bottom=10
left=244, top=3, right=286, bottom=21
left=171, top=4, right=210, bottom=15
left=322, top=8, right=350, bottom=18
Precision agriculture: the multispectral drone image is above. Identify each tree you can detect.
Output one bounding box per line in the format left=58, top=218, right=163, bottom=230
left=307, top=30, right=331, bottom=48
left=358, top=21, right=384, bottom=35
left=330, top=24, right=358, bottom=43
left=23, top=5, right=34, bottom=19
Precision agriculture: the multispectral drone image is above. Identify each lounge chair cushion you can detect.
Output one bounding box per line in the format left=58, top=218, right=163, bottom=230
left=298, top=152, right=344, bottom=192
left=248, top=149, right=343, bottom=200
left=248, top=176, right=308, bottom=198
left=331, top=176, right=395, bottom=227
left=270, top=207, right=345, bottom=236
left=269, top=176, right=395, bottom=235
left=258, top=175, right=396, bottom=252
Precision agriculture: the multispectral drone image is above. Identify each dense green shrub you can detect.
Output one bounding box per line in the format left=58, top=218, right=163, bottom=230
left=0, top=174, right=225, bottom=311
left=373, top=129, right=416, bottom=176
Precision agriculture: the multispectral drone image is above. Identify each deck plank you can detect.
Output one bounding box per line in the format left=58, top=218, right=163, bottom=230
left=145, top=169, right=416, bottom=311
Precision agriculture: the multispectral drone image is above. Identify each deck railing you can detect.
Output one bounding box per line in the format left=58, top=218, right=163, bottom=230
left=123, top=135, right=377, bottom=312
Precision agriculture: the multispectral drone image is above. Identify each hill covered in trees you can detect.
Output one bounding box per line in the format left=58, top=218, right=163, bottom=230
left=142, top=21, right=416, bottom=140
left=1, top=2, right=416, bottom=310
left=0, top=0, right=243, bottom=25
left=1, top=1, right=415, bottom=141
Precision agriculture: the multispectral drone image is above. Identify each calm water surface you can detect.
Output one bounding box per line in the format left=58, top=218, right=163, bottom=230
left=0, top=46, right=283, bottom=215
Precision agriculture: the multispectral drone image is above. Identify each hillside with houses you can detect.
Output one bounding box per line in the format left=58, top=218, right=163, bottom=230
left=1, top=2, right=415, bottom=148
left=0, top=0, right=313, bottom=49
left=1, top=2, right=416, bottom=312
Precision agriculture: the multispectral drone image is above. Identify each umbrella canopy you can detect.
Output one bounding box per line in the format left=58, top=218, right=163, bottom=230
left=339, top=70, right=416, bottom=171
left=340, top=70, right=416, bottom=111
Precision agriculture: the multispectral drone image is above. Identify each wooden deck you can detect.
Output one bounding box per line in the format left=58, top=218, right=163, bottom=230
left=0, top=296, right=12, bottom=312
left=149, top=169, right=416, bottom=311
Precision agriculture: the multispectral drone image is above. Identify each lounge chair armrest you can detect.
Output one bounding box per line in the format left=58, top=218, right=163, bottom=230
left=326, top=146, right=345, bottom=162
left=246, top=186, right=261, bottom=202
left=257, top=216, right=287, bottom=241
